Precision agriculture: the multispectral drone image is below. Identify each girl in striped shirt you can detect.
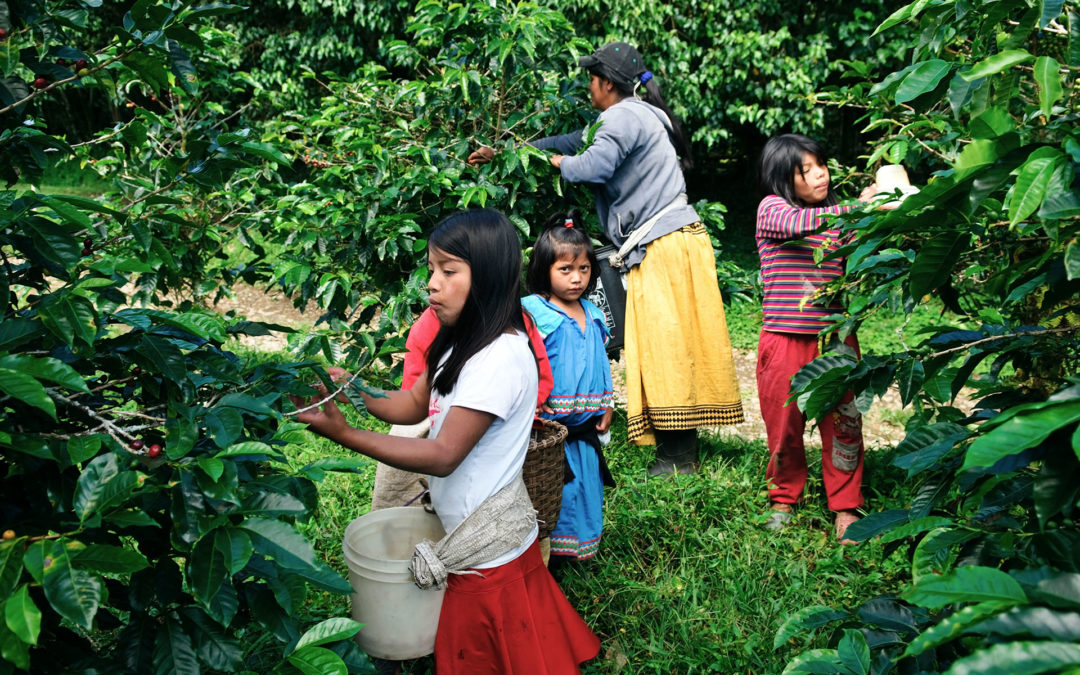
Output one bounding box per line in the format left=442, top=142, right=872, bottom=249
left=755, top=134, right=878, bottom=544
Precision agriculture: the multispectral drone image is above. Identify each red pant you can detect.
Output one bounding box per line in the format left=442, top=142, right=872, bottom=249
left=756, top=331, right=865, bottom=511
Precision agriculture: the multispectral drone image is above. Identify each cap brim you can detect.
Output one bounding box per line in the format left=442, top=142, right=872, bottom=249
left=578, top=54, right=600, bottom=68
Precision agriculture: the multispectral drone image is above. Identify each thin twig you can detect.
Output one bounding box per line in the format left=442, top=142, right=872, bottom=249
left=285, top=370, right=366, bottom=417
left=927, top=325, right=1080, bottom=359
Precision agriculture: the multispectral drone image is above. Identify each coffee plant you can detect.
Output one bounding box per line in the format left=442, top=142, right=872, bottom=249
left=0, top=1, right=385, bottom=672
left=776, top=1, right=1080, bottom=673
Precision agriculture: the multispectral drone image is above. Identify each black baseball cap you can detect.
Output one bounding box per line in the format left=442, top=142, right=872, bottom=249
left=579, top=42, right=646, bottom=87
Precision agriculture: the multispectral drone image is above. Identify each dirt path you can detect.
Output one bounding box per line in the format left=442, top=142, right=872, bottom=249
left=212, top=284, right=910, bottom=447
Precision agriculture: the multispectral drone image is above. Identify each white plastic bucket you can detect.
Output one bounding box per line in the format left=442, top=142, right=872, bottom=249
left=342, top=507, right=446, bottom=660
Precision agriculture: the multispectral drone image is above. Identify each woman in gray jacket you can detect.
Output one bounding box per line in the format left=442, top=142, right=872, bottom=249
left=471, top=42, right=743, bottom=475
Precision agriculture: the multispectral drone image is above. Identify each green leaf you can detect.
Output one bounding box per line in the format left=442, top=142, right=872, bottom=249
left=964, top=400, right=1080, bottom=470
left=168, top=40, right=198, bottom=95
left=293, top=617, right=363, bottom=651
left=182, top=3, right=245, bottom=20
left=895, top=60, right=950, bottom=104
left=39, top=540, right=102, bottom=630
left=843, top=509, right=910, bottom=542
left=910, top=232, right=969, bottom=299
left=970, top=106, right=1014, bottom=139
left=215, top=393, right=274, bottom=416
left=1009, top=155, right=1062, bottom=225
left=288, top=645, right=347, bottom=675
left=4, top=584, right=41, bottom=645
left=0, top=618, right=31, bottom=670
left=837, top=629, right=869, bottom=675
left=139, top=335, right=188, bottom=384
left=197, top=457, right=224, bottom=481
left=37, top=294, right=97, bottom=347
left=774, top=605, right=848, bottom=648
left=902, top=601, right=1012, bottom=658
left=954, top=138, right=1003, bottom=180
left=177, top=607, right=242, bottom=670
left=67, top=434, right=103, bottom=463
left=947, top=640, right=1080, bottom=675
left=105, top=509, right=160, bottom=528
left=38, top=195, right=91, bottom=228
left=970, top=606, right=1080, bottom=642
left=215, top=528, right=252, bottom=575
left=72, top=453, right=120, bottom=522
left=0, top=541, right=26, bottom=598
left=1040, top=0, right=1066, bottom=28
left=1035, top=448, right=1080, bottom=526
left=912, top=527, right=979, bottom=583
left=0, top=355, right=89, bottom=393
left=878, top=516, right=956, bottom=544
left=1034, top=56, right=1063, bottom=117
left=71, top=544, right=149, bottom=574
left=214, top=441, right=284, bottom=461
left=166, top=417, right=199, bottom=458
left=239, top=141, right=290, bottom=166
left=961, top=49, right=1036, bottom=81
left=1034, top=573, right=1080, bottom=610
left=903, top=566, right=1027, bottom=609
left=205, top=407, right=244, bottom=448
left=781, top=648, right=847, bottom=675
left=896, top=358, right=925, bottom=407
left=0, top=319, right=39, bottom=352
left=153, top=615, right=199, bottom=675
left=188, top=532, right=232, bottom=621
left=0, top=368, right=55, bottom=419
left=239, top=518, right=349, bottom=592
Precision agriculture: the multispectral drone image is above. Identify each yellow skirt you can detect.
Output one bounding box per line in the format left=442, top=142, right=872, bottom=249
left=624, top=223, right=744, bottom=445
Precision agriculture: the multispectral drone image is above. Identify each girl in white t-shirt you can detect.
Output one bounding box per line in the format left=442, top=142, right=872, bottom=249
left=293, top=209, right=600, bottom=673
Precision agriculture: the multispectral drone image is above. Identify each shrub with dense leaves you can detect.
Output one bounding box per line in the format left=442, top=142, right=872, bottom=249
left=775, top=1, right=1080, bottom=673
left=0, top=2, right=380, bottom=672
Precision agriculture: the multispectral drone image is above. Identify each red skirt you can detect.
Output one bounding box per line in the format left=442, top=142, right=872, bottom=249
left=434, top=539, right=601, bottom=674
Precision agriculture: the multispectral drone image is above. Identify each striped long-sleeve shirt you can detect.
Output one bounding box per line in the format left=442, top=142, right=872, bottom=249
left=756, top=195, right=852, bottom=335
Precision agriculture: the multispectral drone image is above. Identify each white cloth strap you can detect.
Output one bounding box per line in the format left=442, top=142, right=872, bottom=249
left=410, top=474, right=536, bottom=590
left=609, top=193, right=688, bottom=269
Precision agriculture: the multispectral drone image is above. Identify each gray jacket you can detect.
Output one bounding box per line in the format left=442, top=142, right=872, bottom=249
left=531, top=98, right=700, bottom=270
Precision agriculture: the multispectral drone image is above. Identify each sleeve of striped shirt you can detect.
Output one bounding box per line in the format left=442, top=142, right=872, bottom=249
left=755, top=195, right=850, bottom=240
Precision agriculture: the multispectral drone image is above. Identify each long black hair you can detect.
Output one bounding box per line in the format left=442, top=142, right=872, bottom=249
left=589, top=64, right=694, bottom=173
left=425, top=209, right=526, bottom=395
left=756, top=133, right=838, bottom=208
left=526, top=209, right=599, bottom=297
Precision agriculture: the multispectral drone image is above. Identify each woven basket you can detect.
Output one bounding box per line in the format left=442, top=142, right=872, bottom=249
left=522, top=419, right=567, bottom=540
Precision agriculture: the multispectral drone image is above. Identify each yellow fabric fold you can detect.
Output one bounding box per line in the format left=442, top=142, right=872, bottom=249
left=624, top=223, right=744, bottom=445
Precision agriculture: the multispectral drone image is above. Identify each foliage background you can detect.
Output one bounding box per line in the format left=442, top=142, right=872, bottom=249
left=2, top=0, right=1078, bottom=673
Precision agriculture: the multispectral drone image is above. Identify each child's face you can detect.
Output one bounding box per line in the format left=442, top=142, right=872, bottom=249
left=548, top=249, right=591, bottom=305
left=427, top=247, right=472, bottom=326
left=793, top=151, right=830, bottom=205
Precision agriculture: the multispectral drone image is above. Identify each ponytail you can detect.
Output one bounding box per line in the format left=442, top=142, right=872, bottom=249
left=593, top=64, right=694, bottom=173
left=637, top=74, right=694, bottom=173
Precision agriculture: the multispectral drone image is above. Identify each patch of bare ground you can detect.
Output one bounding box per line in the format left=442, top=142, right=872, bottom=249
left=209, top=284, right=915, bottom=446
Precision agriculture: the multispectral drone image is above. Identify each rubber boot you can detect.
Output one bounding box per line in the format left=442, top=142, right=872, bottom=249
left=647, top=429, right=699, bottom=476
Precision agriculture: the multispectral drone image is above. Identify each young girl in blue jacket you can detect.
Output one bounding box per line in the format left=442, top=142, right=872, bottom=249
left=523, top=210, right=614, bottom=563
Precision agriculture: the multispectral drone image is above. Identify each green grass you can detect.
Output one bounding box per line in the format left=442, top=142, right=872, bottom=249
left=11, top=159, right=111, bottom=197
left=282, top=403, right=913, bottom=674
left=722, top=293, right=956, bottom=357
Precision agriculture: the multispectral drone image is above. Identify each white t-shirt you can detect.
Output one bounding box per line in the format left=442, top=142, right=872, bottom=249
left=427, top=331, right=540, bottom=568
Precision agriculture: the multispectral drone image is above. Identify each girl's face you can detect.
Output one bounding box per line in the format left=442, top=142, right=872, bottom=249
left=427, top=247, right=472, bottom=326
left=548, top=249, right=591, bottom=306
left=793, top=151, right=830, bottom=205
